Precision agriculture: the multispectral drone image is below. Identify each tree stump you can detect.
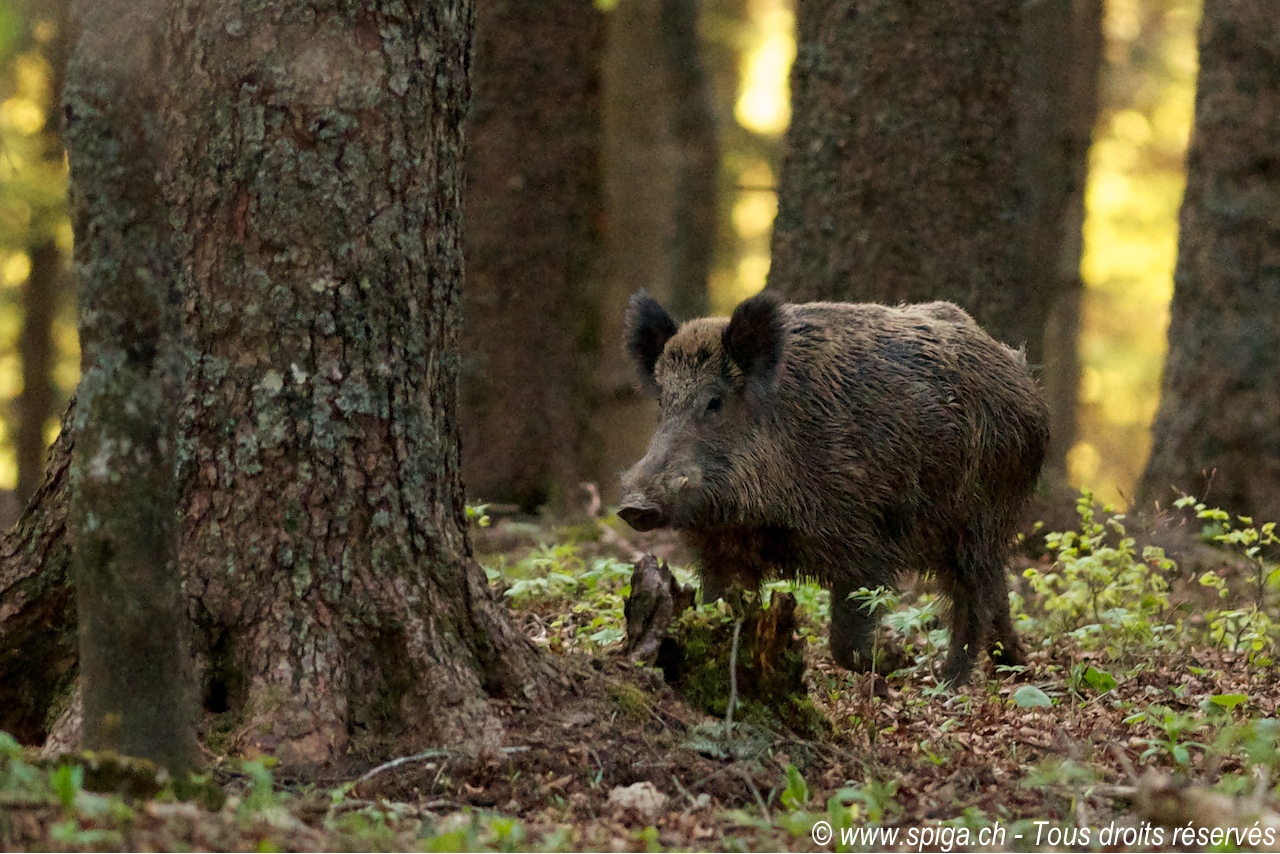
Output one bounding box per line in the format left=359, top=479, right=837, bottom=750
left=622, top=555, right=823, bottom=735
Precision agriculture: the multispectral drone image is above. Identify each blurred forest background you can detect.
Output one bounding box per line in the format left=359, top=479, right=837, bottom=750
left=0, top=0, right=1198, bottom=509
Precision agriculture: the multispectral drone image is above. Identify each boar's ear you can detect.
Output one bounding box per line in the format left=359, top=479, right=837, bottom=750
left=626, top=291, right=679, bottom=394
left=724, top=291, right=783, bottom=382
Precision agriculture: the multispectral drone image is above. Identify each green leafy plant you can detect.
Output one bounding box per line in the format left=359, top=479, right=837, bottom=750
left=1067, top=662, right=1117, bottom=697
left=1022, top=491, right=1175, bottom=651
left=1178, top=496, right=1280, bottom=660
left=239, top=758, right=286, bottom=815
left=779, top=764, right=809, bottom=811
left=466, top=503, right=492, bottom=528
left=1124, top=704, right=1210, bottom=769
left=492, top=543, right=637, bottom=651
left=1010, top=684, right=1054, bottom=708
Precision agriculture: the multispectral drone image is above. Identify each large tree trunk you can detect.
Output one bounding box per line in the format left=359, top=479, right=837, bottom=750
left=459, top=0, right=602, bottom=511
left=1138, top=0, right=1280, bottom=520
left=2, top=0, right=547, bottom=766
left=65, top=0, right=195, bottom=772
left=768, top=0, right=1034, bottom=358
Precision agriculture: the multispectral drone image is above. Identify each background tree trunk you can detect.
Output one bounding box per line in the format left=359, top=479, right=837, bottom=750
left=1018, top=0, right=1103, bottom=480
left=768, top=0, right=1034, bottom=357
left=591, top=0, right=719, bottom=502
left=460, top=0, right=602, bottom=512
left=64, top=0, right=195, bottom=772
left=1138, top=0, right=1280, bottom=520
left=2, top=0, right=549, bottom=765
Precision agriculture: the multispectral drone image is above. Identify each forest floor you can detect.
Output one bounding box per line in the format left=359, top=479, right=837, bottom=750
left=4, top=495, right=1280, bottom=852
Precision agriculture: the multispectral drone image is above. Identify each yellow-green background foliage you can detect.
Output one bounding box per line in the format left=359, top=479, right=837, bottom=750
left=0, top=6, right=75, bottom=492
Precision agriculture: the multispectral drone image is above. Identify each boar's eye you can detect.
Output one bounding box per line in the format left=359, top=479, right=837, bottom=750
left=704, top=395, right=723, bottom=415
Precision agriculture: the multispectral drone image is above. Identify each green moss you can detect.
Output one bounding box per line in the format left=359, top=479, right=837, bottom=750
left=660, top=601, right=827, bottom=737
left=607, top=682, right=652, bottom=724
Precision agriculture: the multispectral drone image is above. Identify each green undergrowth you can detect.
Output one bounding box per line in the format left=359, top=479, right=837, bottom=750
left=475, top=491, right=1280, bottom=698
left=1018, top=491, right=1280, bottom=663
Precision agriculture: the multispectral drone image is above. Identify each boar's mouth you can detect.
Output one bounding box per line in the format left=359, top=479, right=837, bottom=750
left=618, top=499, right=668, bottom=532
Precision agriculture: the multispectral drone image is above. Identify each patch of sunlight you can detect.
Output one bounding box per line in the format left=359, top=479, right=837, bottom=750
left=734, top=0, right=794, bottom=136
left=1111, top=109, right=1152, bottom=145
left=55, top=217, right=73, bottom=253
left=54, top=316, right=81, bottom=392
left=1067, top=442, right=1102, bottom=486
left=1105, top=0, right=1141, bottom=41
left=0, top=354, right=20, bottom=400
left=732, top=161, right=777, bottom=239
left=2, top=252, right=30, bottom=287
left=43, top=416, right=61, bottom=447
left=732, top=191, right=776, bottom=239
left=0, top=97, right=42, bottom=135
left=730, top=253, right=770, bottom=306
left=1074, top=0, right=1200, bottom=504
left=0, top=306, right=19, bottom=343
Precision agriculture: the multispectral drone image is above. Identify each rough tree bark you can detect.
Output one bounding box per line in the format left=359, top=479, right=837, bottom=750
left=1, top=0, right=548, bottom=766
left=64, top=0, right=195, bottom=772
left=459, top=0, right=602, bottom=511
left=768, top=0, right=1036, bottom=358
left=1138, top=0, right=1280, bottom=520
left=0, top=406, right=73, bottom=746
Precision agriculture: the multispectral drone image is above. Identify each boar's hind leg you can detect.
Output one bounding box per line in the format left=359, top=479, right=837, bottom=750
left=940, top=537, right=1023, bottom=685
left=829, top=578, right=878, bottom=672
left=986, top=570, right=1025, bottom=669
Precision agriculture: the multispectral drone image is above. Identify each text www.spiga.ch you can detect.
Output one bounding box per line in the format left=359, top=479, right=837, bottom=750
left=832, top=824, right=1008, bottom=851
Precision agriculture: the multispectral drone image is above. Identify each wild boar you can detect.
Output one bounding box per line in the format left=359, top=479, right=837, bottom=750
left=618, top=291, right=1048, bottom=685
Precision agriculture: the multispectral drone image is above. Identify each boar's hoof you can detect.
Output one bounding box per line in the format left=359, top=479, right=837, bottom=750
left=619, top=501, right=666, bottom=532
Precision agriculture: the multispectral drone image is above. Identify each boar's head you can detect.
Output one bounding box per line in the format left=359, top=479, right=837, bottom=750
left=619, top=290, right=784, bottom=531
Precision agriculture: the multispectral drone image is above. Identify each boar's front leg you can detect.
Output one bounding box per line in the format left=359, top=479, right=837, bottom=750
left=829, top=577, right=878, bottom=672
left=691, top=529, right=768, bottom=603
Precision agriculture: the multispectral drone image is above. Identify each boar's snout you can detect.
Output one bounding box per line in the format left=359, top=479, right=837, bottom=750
left=619, top=498, right=668, bottom=532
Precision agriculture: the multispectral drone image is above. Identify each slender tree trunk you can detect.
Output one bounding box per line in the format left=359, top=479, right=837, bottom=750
left=17, top=246, right=64, bottom=509
left=2, top=0, right=549, bottom=766
left=1138, top=0, right=1280, bottom=520
left=658, top=0, right=718, bottom=319
left=769, top=0, right=1034, bottom=357
left=1018, top=0, right=1102, bottom=480
left=64, top=0, right=195, bottom=772
left=591, top=0, right=719, bottom=501
left=16, top=0, right=71, bottom=509
left=460, top=0, right=602, bottom=511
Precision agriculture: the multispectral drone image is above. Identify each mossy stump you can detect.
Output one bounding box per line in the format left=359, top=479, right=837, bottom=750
left=623, top=555, right=824, bottom=736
